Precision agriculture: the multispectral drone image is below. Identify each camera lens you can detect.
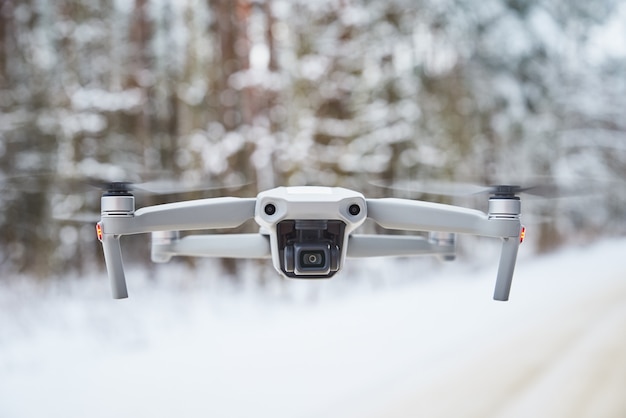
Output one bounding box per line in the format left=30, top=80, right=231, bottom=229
left=306, top=253, right=320, bottom=265
left=300, top=250, right=325, bottom=267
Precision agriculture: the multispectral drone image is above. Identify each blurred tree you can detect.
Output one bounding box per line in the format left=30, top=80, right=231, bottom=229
left=0, top=0, right=624, bottom=280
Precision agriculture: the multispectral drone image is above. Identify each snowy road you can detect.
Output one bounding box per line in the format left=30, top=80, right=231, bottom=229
left=354, top=269, right=626, bottom=418
left=1, top=238, right=625, bottom=418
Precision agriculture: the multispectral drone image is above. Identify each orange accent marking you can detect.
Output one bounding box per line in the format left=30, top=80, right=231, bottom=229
left=96, top=222, right=103, bottom=242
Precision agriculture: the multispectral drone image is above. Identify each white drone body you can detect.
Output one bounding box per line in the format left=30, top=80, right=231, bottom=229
left=255, top=187, right=367, bottom=279
left=97, top=186, right=524, bottom=301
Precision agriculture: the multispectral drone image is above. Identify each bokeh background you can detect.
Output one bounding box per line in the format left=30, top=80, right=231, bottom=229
left=1, top=0, right=625, bottom=279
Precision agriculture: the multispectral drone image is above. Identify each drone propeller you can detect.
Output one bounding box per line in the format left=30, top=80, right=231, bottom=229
left=373, top=178, right=592, bottom=199
left=2, top=170, right=248, bottom=196
left=479, top=184, right=563, bottom=198
left=85, top=174, right=252, bottom=196
left=51, top=178, right=248, bottom=224
left=54, top=212, right=102, bottom=223
left=86, top=180, right=135, bottom=195
left=1, top=171, right=248, bottom=224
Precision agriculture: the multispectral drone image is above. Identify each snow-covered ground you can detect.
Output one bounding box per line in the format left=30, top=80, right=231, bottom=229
left=1, top=238, right=625, bottom=418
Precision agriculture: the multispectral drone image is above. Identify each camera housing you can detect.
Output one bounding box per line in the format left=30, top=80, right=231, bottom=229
left=278, top=219, right=342, bottom=277
left=255, top=187, right=367, bottom=279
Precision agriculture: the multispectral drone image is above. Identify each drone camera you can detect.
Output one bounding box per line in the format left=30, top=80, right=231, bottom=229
left=279, top=220, right=343, bottom=277
left=254, top=187, right=367, bottom=280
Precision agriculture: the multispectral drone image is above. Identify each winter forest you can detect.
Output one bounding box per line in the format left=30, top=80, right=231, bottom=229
left=0, top=0, right=625, bottom=280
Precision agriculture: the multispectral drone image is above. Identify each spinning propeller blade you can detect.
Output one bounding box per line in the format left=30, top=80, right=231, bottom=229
left=84, top=177, right=247, bottom=195
left=374, top=178, right=595, bottom=198
left=3, top=170, right=248, bottom=224
left=2, top=172, right=247, bottom=197
left=54, top=212, right=102, bottom=223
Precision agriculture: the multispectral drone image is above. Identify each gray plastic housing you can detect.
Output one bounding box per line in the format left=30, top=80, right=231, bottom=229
left=254, top=187, right=367, bottom=280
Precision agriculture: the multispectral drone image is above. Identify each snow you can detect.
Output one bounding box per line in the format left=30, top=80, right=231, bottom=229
left=1, top=238, right=625, bottom=418
left=585, top=2, right=626, bottom=63
left=71, top=88, right=144, bottom=113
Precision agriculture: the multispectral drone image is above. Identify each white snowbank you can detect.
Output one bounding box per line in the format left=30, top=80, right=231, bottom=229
left=0, top=238, right=625, bottom=418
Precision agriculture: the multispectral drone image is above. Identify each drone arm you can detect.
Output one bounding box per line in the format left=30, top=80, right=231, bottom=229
left=347, top=234, right=454, bottom=258
left=365, top=198, right=519, bottom=237
left=103, top=197, right=258, bottom=235
left=100, top=197, right=257, bottom=299
left=152, top=234, right=271, bottom=262
left=366, top=198, right=522, bottom=301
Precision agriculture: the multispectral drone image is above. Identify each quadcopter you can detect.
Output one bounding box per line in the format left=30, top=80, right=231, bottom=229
left=96, top=183, right=527, bottom=301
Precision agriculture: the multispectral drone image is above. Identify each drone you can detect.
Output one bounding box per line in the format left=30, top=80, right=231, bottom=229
left=95, top=183, right=527, bottom=301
